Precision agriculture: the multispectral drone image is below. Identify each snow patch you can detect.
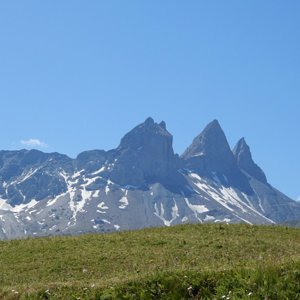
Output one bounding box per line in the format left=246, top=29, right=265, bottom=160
left=190, top=173, right=239, bottom=212
left=219, top=187, right=274, bottom=223
left=59, top=171, right=69, bottom=181
left=49, top=225, right=57, bottom=231
left=105, top=180, right=114, bottom=195
left=101, top=219, right=111, bottom=224
left=81, top=189, right=93, bottom=204
left=218, top=187, right=247, bottom=213
left=192, top=152, right=205, bottom=157
left=97, top=202, right=108, bottom=210
left=68, top=188, right=93, bottom=226
left=185, top=198, right=209, bottom=214
left=11, top=199, right=39, bottom=213
left=91, top=166, right=105, bottom=175
left=124, top=185, right=139, bottom=189
left=182, top=216, right=188, bottom=222
left=185, top=198, right=208, bottom=223
left=76, top=189, right=92, bottom=212
left=171, top=200, right=179, bottom=220
left=232, top=213, right=253, bottom=225
left=18, top=168, right=41, bottom=184
left=189, top=172, right=274, bottom=224
left=204, top=215, right=215, bottom=222
left=154, top=200, right=179, bottom=226
left=250, top=190, right=265, bottom=213
left=83, top=176, right=100, bottom=186
left=119, top=190, right=129, bottom=209
left=47, top=192, right=67, bottom=207
left=72, top=170, right=84, bottom=179
left=93, top=190, right=100, bottom=197
left=0, top=199, right=13, bottom=211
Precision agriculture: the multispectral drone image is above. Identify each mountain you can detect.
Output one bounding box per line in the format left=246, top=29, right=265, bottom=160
left=181, top=120, right=253, bottom=194
left=233, top=137, right=267, bottom=183
left=0, top=118, right=299, bottom=239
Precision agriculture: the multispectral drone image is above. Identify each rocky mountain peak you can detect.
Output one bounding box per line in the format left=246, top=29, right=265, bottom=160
left=233, top=138, right=249, bottom=156
left=107, top=118, right=179, bottom=188
left=1, top=118, right=300, bottom=240
left=145, top=116, right=154, bottom=125
left=233, top=138, right=267, bottom=183
left=182, top=119, right=235, bottom=166
left=119, top=117, right=172, bottom=150
left=181, top=120, right=253, bottom=194
left=159, top=121, right=167, bottom=130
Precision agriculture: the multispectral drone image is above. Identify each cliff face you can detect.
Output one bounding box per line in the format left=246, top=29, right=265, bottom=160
left=182, top=120, right=253, bottom=194
left=233, top=138, right=267, bottom=183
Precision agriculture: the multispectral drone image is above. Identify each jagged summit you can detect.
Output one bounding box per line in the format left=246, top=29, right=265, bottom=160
left=108, top=118, right=180, bottom=188
left=1, top=117, right=299, bottom=240
left=159, top=121, right=166, bottom=130
left=201, top=118, right=222, bottom=131
left=232, top=137, right=248, bottom=155
left=145, top=116, right=154, bottom=124
left=181, top=120, right=253, bottom=194
left=233, top=138, right=267, bottom=183
left=182, top=119, right=236, bottom=172
left=119, top=117, right=172, bottom=150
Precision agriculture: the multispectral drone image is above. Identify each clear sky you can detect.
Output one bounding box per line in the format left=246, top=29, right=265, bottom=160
left=0, top=1, right=299, bottom=200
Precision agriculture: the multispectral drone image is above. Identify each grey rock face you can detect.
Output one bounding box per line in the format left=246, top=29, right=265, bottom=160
left=182, top=120, right=235, bottom=170
left=182, top=120, right=253, bottom=194
left=107, top=117, right=183, bottom=190
left=76, top=150, right=107, bottom=173
left=0, top=117, right=299, bottom=240
left=233, top=138, right=267, bottom=183
left=247, top=176, right=300, bottom=224
left=0, top=150, right=73, bottom=206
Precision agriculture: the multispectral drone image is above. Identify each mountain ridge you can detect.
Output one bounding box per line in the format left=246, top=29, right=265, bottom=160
left=0, top=117, right=299, bottom=239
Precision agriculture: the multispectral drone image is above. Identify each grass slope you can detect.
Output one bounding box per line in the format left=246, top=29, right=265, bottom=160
left=0, top=224, right=300, bottom=299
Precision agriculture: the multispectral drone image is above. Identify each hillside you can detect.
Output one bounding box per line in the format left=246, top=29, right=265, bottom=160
left=1, top=224, right=300, bottom=299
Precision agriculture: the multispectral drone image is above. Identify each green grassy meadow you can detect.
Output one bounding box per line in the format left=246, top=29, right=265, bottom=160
left=1, top=224, right=300, bottom=299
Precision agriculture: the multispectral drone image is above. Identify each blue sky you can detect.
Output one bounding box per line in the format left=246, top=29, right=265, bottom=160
left=0, top=1, right=299, bottom=200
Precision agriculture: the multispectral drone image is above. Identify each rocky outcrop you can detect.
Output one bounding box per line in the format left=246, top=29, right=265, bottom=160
left=182, top=120, right=236, bottom=170
left=233, top=138, right=267, bottom=183
left=182, top=120, right=253, bottom=194
left=0, top=150, right=72, bottom=206
left=106, top=117, right=183, bottom=189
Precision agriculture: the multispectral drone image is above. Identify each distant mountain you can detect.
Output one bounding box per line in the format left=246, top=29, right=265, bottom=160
left=0, top=118, right=299, bottom=239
